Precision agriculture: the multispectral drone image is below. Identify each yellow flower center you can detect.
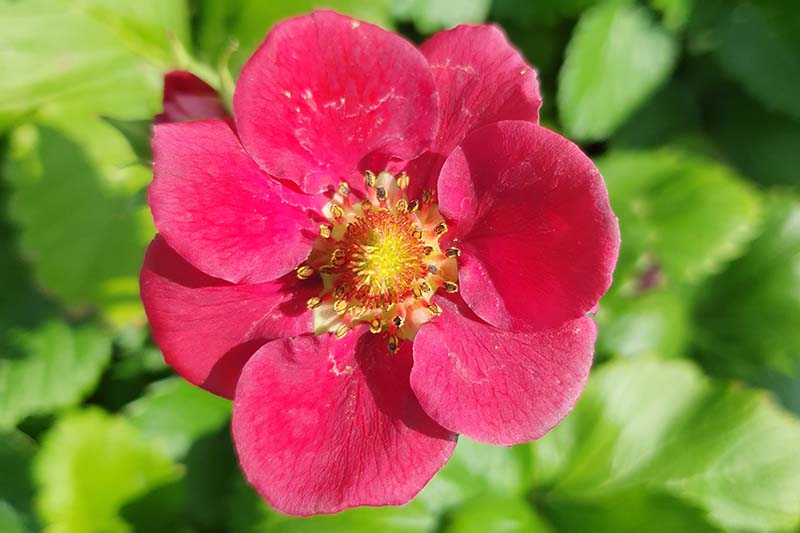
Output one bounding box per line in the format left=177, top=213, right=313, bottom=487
left=295, top=170, right=460, bottom=353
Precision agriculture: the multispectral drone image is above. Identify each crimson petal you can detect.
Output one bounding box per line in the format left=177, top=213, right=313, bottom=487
left=438, top=121, right=619, bottom=331
left=232, top=328, right=456, bottom=516
left=411, top=297, right=595, bottom=445
left=140, top=236, right=317, bottom=398
left=154, top=70, right=230, bottom=124
left=150, top=119, right=316, bottom=284
left=233, top=10, right=438, bottom=194
left=404, top=24, right=541, bottom=197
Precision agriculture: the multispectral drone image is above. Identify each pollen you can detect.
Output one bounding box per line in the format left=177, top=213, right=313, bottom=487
left=296, top=170, right=460, bottom=353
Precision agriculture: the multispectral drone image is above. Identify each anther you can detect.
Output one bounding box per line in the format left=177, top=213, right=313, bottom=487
left=338, top=182, right=350, bottom=196
left=364, top=170, right=377, bottom=188
left=423, top=245, right=433, bottom=255
left=396, top=199, right=408, bottom=213
left=427, top=264, right=438, bottom=274
left=333, top=299, right=348, bottom=315
left=420, top=281, right=432, bottom=293
left=421, top=189, right=434, bottom=204
left=335, top=323, right=349, bottom=339
left=434, top=222, right=448, bottom=236
left=408, top=199, right=419, bottom=213
left=319, top=265, right=335, bottom=275
left=350, top=306, right=366, bottom=318
left=306, top=296, right=322, bottom=309
left=412, top=227, right=423, bottom=240
left=443, top=281, right=459, bottom=293
left=427, top=302, right=443, bottom=316
left=319, top=224, right=332, bottom=239
left=331, top=249, right=346, bottom=266
left=445, top=247, right=460, bottom=258
left=370, top=318, right=382, bottom=334
left=330, top=204, right=345, bottom=220
left=376, top=187, right=387, bottom=201
left=334, top=284, right=347, bottom=299
left=296, top=265, right=314, bottom=280
left=388, top=335, right=399, bottom=353
left=392, top=315, right=405, bottom=328
left=412, top=286, right=423, bottom=299
left=396, top=172, right=409, bottom=190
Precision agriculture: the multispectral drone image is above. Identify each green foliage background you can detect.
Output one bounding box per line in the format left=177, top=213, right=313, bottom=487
left=1, top=0, right=799, bottom=531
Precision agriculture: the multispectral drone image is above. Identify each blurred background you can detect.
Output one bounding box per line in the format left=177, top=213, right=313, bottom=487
left=1, top=0, right=799, bottom=531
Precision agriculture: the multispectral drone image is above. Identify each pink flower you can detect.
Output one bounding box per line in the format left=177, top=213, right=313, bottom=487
left=141, top=11, right=619, bottom=516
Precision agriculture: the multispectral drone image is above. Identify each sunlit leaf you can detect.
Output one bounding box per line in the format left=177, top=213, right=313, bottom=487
left=558, top=3, right=677, bottom=140
left=34, top=408, right=181, bottom=533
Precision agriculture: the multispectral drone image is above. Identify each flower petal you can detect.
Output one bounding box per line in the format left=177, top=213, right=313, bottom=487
left=232, top=328, right=456, bottom=516
left=438, top=121, right=619, bottom=331
left=404, top=24, right=542, bottom=196
left=155, top=70, right=230, bottom=124
left=233, top=10, right=438, bottom=194
left=150, top=119, right=316, bottom=284
left=140, top=236, right=317, bottom=398
left=411, top=297, right=596, bottom=445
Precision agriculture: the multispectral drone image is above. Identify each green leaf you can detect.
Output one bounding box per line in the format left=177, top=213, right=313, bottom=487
left=100, top=117, right=153, bottom=164
left=558, top=3, right=678, bottom=141
left=3, top=114, right=155, bottom=325
left=416, top=438, right=532, bottom=514
left=0, top=320, right=112, bottom=428
left=227, top=474, right=437, bottom=533
left=531, top=359, right=800, bottom=532
left=541, top=491, right=723, bottom=533
left=34, top=408, right=182, bottom=533
left=650, top=0, right=693, bottom=31
left=392, top=0, right=491, bottom=34
left=694, top=193, right=800, bottom=380
left=596, top=288, right=690, bottom=359
left=711, top=2, right=800, bottom=121
left=0, top=190, right=113, bottom=428
left=705, top=83, right=800, bottom=186
left=126, top=378, right=231, bottom=459
left=0, top=431, right=37, bottom=532
left=0, top=0, right=189, bottom=128
left=194, top=0, right=394, bottom=75
left=611, top=80, right=702, bottom=150
left=598, top=150, right=762, bottom=287
left=446, top=497, right=553, bottom=533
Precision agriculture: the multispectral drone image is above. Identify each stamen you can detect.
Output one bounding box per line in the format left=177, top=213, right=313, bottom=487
left=333, top=299, right=348, bottom=315
left=331, top=249, right=346, bottom=266
left=427, top=302, right=443, bottom=316
left=387, top=335, right=399, bottom=353
left=305, top=170, right=460, bottom=351
left=296, top=265, right=314, bottom=280
left=330, top=204, right=345, bottom=220
left=443, top=281, right=459, bottom=293
left=396, top=172, right=409, bottom=190
left=335, top=323, right=349, bottom=339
